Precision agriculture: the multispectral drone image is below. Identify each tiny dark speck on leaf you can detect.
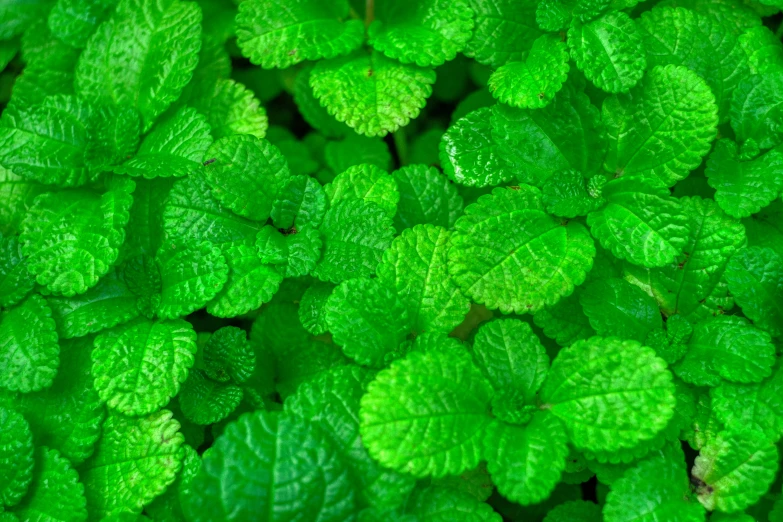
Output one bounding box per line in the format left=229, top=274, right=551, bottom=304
left=367, top=69, right=374, bottom=77
left=203, top=158, right=216, bottom=166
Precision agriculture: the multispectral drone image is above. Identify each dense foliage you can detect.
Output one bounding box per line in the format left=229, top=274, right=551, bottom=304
left=0, top=0, right=782, bottom=520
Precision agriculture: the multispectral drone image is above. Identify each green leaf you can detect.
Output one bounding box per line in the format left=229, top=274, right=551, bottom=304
left=360, top=347, right=493, bottom=477
left=0, top=407, right=33, bottom=508
left=121, top=255, right=162, bottom=317
left=325, top=277, right=412, bottom=367
left=533, top=292, right=595, bottom=347
left=271, top=175, right=327, bottom=230
left=604, top=442, right=705, bottom=522
left=255, top=225, right=322, bottom=278
left=602, top=64, right=718, bottom=186
left=568, top=11, right=646, bottom=93
left=293, top=66, right=352, bottom=139
left=298, top=281, right=335, bottom=336
left=439, top=107, right=515, bottom=187
left=75, top=0, right=202, bottom=131
left=80, top=410, right=184, bottom=518
left=202, top=326, right=254, bottom=383
left=0, top=295, right=59, bottom=393
left=0, top=0, right=53, bottom=40
left=710, top=366, right=783, bottom=441
left=0, top=233, right=33, bottom=308
left=693, top=429, right=779, bottom=513
left=638, top=6, right=749, bottom=123
left=368, top=0, right=474, bottom=67
left=178, top=369, right=243, bottom=425
left=144, top=444, right=199, bottom=522
left=163, top=175, right=263, bottom=249
left=92, top=318, right=197, bottom=416
left=488, top=34, right=569, bottom=109
left=285, top=366, right=417, bottom=509
left=483, top=413, right=568, bottom=505
left=235, top=0, right=364, bottom=69
left=674, top=316, right=775, bottom=386
left=448, top=186, right=595, bottom=314
left=13, top=447, right=87, bottom=522
left=587, top=177, right=690, bottom=267
left=540, top=337, right=675, bottom=453
left=325, top=164, right=399, bottom=218
left=623, top=196, right=746, bottom=321
left=206, top=244, right=281, bottom=318
left=84, top=104, right=141, bottom=173
left=490, top=86, right=605, bottom=185
left=724, top=247, right=783, bottom=336
left=579, top=278, right=662, bottom=342
left=377, top=224, right=469, bottom=334
left=121, top=178, right=172, bottom=261
left=706, top=139, right=783, bottom=218
left=20, top=177, right=134, bottom=296
left=542, top=500, right=602, bottom=522
left=324, top=133, right=393, bottom=174
left=204, top=135, right=291, bottom=222
left=47, top=268, right=140, bottom=339
left=189, top=78, right=268, bottom=140
left=392, top=164, right=464, bottom=231
left=9, top=336, right=105, bottom=466
left=542, top=170, right=605, bottom=219
left=464, top=0, right=543, bottom=67
left=114, top=107, right=212, bottom=179
left=740, top=26, right=783, bottom=75
left=156, top=241, right=228, bottom=319
left=0, top=168, right=46, bottom=237
left=310, top=49, right=436, bottom=137
left=47, top=0, right=115, bottom=48
left=182, top=410, right=356, bottom=521
left=312, top=199, right=395, bottom=283
left=404, top=486, right=502, bottom=522
left=471, top=318, right=548, bottom=400
left=730, top=72, right=783, bottom=150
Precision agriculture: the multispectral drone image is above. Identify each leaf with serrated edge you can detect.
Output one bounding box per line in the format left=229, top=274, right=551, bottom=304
left=203, top=326, right=254, bottom=383
left=580, top=278, right=661, bottom=342
left=711, top=366, right=783, bottom=441
left=724, top=247, right=783, bottom=337
left=0, top=406, right=33, bottom=508
left=206, top=244, right=281, bottom=318
left=465, top=0, right=543, bottom=67
left=156, top=241, right=228, bottom=319
left=178, top=369, right=243, bottom=425
left=0, top=233, right=34, bottom=308
left=13, top=447, right=87, bottom=522
left=271, top=175, right=327, bottom=230
left=325, top=164, right=399, bottom=219
left=190, top=78, right=268, bottom=140
left=392, top=164, right=464, bottom=231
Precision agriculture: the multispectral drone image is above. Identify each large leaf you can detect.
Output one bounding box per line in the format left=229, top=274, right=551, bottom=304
left=12, top=447, right=87, bottom=522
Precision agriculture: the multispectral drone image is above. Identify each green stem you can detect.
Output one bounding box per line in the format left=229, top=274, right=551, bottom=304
left=393, top=127, right=408, bottom=166
left=365, top=0, right=375, bottom=27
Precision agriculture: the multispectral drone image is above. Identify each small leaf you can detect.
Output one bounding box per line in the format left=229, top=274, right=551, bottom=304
left=579, top=278, right=662, bottom=342
left=178, top=369, right=243, bottom=425
left=392, top=164, right=464, bottom=231
left=0, top=407, right=33, bottom=508
left=0, top=233, right=34, bottom=308
left=298, top=281, right=335, bottom=336
left=465, top=0, right=543, bottom=67
left=324, top=164, right=399, bottom=219
left=202, top=326, right=254, bottom=383
left=189, top=78, right=268, bottom=140
left=206, top=244, right=281, bottom=318
left=310, top=49, right=436, bottom=137
left=270, top=174, right=327, bottom=230
left=730, top=71, right=783, bottom=150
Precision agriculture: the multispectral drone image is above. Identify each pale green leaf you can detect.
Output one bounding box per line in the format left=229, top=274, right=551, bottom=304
left=189, top=78, right=268, bottom=140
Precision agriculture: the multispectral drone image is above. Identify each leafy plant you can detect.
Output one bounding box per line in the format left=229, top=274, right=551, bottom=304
left=0, top=0, right=782, bottom=520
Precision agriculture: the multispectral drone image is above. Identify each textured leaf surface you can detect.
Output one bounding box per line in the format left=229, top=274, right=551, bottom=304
left=579, top=278, right=661, bottom=342
left=488, top=34, right=569, bottom=109
left=674, top=315, right=774, bottom=386
left=711, top=366, right=783, bottom=440
left=325, top=164, right=399, bottom=219
left=156, top=241, right=228, bottom=319
left=189, top=78, right=268, bottom=140
left=206, top=244, right=281, bottom=318
left=310, top=49, right=436, bottom=137
left=178, top=369, right=243, bottom=425
left=603, top=64, right=718, bottom=186
left=368, top=0, right=474, bottom=67
left=325, top=277, right=411, bottom=367
left=568, top=11, right=646, bottom=93
left=92, top=318, right=197, bottom=416
left=204, top=135, right=290, bottom=221
left=271, top=175, right=327, bottom=230
left=0, top=295, right=59, bottom=393
left=392, top=164, right=463, bottom=231
left=693, top=429, right=778, bottom=513
left=448, top=186, right=595, bottom=313
left=471, top=318, right=548, bottom=400
left=202, top=326, right=254, bottom=383
left=533, top=292, right=595, bottom=347
left=439, top=107, right=514, bottom=187
left=298, top=281, right=334, bottom=336
left=624, top=196, right=745, bottom=321
left=541, top=337, right=675, bottom=453
left=182, top=410, right=355, bottom=521
left=464, top=0, right=542, bottom=67
left=0, top=233, right=34, bottom=308
left=235, top=0, right=364, bottom=69
left=80, top=410, right=184, bottom=518
left=114, top=107, right=212, bottom=179
left=724, top=247, right=783, bottom=336
left=484, top=414, right=568, bottom=505
left=587, top=177, right=690, bottom=267
left=13, top=447, right=87, bottom=522
left=377, top=224, right=469, bottom=334
left=0, top=407, right=33, bottom=508
left=75, top=0, right=201, bottom=131
left=255, top=225, right=321, bottom=278
left=20, top=178, right=133, bottom=296
left=638, top=6, right=749, bottom=123
left=47, top=0, right=115, bottom=48
left=0, top=168, right=47, bottom=236
left=542, top=170, right=604, bottom=219
left=490, top=87, right=605, bottom=185
left=312, top=199, right=394, bottom=283
left=730, top=72, right=783, bottom=150
left=706, top=139, right=783, bottom=218
left=360, top=348, right=493, bottom=477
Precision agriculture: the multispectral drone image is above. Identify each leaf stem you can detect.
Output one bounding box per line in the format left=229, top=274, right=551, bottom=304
left=365, top=0, right=375, bottom=27
left=393, top=128, right=408, bottom=166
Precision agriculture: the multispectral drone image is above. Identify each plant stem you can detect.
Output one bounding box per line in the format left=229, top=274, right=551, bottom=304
left=393, top=128, right=408, bottom=166
left=365, top=0, right=374, bottom=27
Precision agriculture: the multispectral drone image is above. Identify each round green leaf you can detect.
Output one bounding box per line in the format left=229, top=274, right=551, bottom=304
left=540, top=337, right=676, bottom=453
left=0, top=233, right=34, bottom=308
left=206, top=244, right=282, bottom=318
left=202, top=326, right=254, bottom=383
left=270, top=174, right=327, bottom=230
left=178, top=369, right=243, bottom=426
left=392, top=164, right=464, bottom=231
left=13, top=447, right=87, bottom=522
left=448, top=186, right=595, bottom=314
left=724, top=246, right=783, bottom=337
left=190, top=78, right=268, bottom=141
left=324, top=164, right=399, bottom=219
left=298, top=281, right=335, bottom=336
left=0, top=407, right=33, bottom=508
left=464, top=0, right=543, bottom=67
left=710, top=366, right=783, bottom=441
left=579, top=278, right=662, bottom=342
left=92, top=318, right=196, bottom=416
